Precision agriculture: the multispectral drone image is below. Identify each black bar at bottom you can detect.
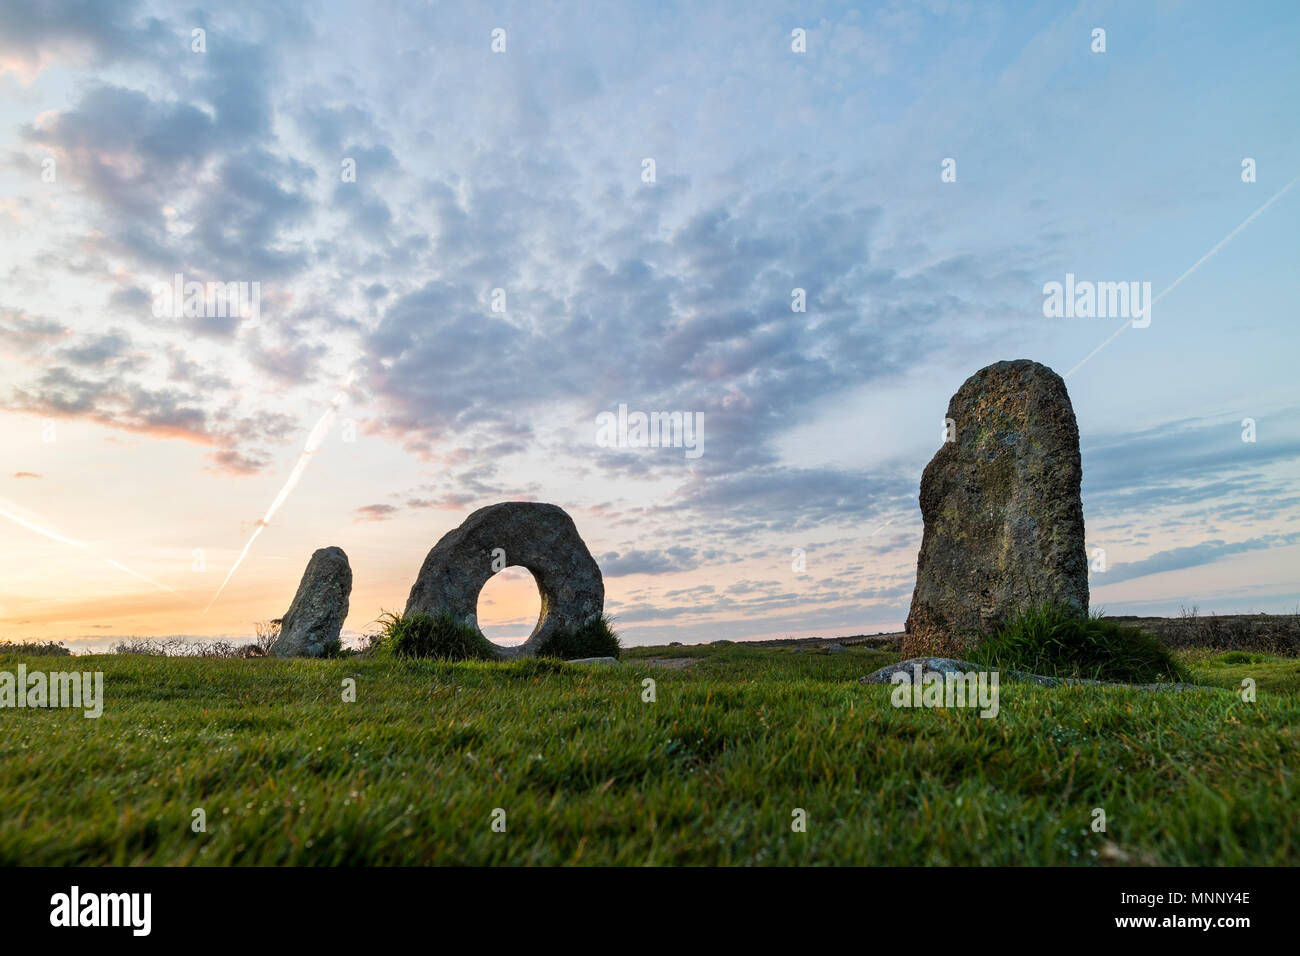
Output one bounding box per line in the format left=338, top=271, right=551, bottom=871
left=0, top=865, right=1276, bottom=942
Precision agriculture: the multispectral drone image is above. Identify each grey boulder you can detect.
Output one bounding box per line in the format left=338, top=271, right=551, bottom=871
left=404, top=501, right=604, bottom=659
left=859, top=658, right=981, bottom=684
left=903, top=360, right=1089, bottom=658
left=270, top=546, right=352, bottom=657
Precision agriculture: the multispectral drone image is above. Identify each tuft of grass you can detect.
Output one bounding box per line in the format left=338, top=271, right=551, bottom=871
left=535, top=613, right=621, bottom=660
left=371, top=610, right=498, bottom=661
left=970, top=604, right=1191, bottom=684
left=1214, top=651, right=1267, bottom=665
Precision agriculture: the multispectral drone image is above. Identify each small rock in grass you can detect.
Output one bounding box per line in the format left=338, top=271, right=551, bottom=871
left=859, top=657, right=1217, bottom=692
left=858, top=658, right=979, bottom=684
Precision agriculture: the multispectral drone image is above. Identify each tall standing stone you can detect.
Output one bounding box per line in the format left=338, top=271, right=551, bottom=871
left=903, top=360, right=1088, bottom=658
left=271, top=546, right=352, bottom=657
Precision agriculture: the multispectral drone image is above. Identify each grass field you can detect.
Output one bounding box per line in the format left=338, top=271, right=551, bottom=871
left=2, top=641, right=1297, bottom=865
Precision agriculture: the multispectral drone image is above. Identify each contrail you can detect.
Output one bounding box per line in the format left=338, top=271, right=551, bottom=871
left=0, top=497, right=176, bottom=593
left=1065, top=173, right=1299, bottom=380
left=205, top=372, right=356, bottom=612
left=868, top=516, right=895, bottom=537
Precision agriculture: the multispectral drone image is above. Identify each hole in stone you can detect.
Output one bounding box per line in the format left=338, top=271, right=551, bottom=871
left=476, top=566, right=542, bottom=647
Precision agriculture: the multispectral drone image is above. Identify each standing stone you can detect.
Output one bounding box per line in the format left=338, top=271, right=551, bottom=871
left=903, top=360, right=1088, bottom=658
left=271, top=546, right=352, bottom=657
left=404, top=502, right=604, bottom=659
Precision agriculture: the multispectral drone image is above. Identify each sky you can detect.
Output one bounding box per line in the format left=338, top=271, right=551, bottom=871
left=0, top=0, right=1297, bottom=651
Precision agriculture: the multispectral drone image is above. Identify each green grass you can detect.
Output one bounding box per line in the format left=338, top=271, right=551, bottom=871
left=0, top=641, right=1296, bottom=865
left=1177, top=648, right=1300, bottom=695
left=970, top=604, right=1191, bottom=684
left=371, top=610, right=498, bottom=661
left=535, top=613, right=622, bottom=660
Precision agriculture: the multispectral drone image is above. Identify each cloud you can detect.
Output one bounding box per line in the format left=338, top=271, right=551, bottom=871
left=354, top=503, right=398, bottom=522
left=1099, top=533, right=1300, bottom=586
left=599, top=547, right=700, bottom=577
left=1, top=13, right=321, bottom=477
left=354, top=171, right=1020, bottom=552
left=0, top=0, right=173, bottom=76
left=1084, top=413, right=1300, bottom=497
left=0, top=308, right=66, bottom=354
left=205, top=449, right=270, bottom=477
left=7, top=1, right=1033, bottom=549
left=57, top=329, right=135, bottom=367
left=249, top=339, right=328, bottom=385
left=1, top=331, right=295, bottom=473
left=1081, top=411, right=1300, bottom=526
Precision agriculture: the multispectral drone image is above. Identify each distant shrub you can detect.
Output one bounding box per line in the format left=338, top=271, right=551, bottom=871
left=535, top=614, right=621, bottom=660
left=252, top=619, right=281, bottom=656
left=110, top=637, right=250, bottom=658
left=190, top=640, right=243, bottom=659
left=372, top=610, right=498, bottom=661
left=971, top=604, right=1190, bottom=684
left=110, top=638, right=170, bottom=656
left=0, top=639, right=71, bottom=657
left=1163, top=606, right=1300, bottom=656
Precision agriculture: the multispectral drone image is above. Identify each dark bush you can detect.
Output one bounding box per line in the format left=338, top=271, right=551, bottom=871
left=0, top=639, right=71, bottom=657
